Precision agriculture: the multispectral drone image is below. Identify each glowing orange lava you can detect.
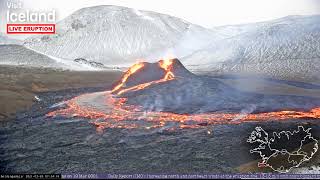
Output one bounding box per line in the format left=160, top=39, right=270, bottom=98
left=159, top=59, right=175, bottom=80
left=111, top=62, right=145, bottom=93
left=47, top=59, right=320, bottom=131
left=114, top=59, right=176, bottom=95
left=47, top=91, right=320, bottom=131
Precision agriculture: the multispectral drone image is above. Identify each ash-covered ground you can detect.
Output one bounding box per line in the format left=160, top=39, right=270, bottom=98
left=1, top=87, right=320, bottom=174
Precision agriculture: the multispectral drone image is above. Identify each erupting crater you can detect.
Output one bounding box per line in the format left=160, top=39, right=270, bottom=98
left=111, top=58, right=193, bottom=95
left=47, top=58, right=320, bottom=131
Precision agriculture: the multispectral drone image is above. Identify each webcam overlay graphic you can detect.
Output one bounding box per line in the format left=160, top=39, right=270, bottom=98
left=5, top=0, right=56, bottom=34
left=0, top=0, right=320, bottom=179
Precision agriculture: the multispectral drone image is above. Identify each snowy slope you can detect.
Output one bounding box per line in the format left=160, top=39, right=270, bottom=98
left=0, top=45, right=111, bottom=70
left=212, top=22, right=265, bottom=38
left=0, top=33, right=22, bottom=45
left=184, top=15, right=320, bottom=81
left=24, top=5, right=220, bottom=66
left=0, top=45, right=63, bottom=68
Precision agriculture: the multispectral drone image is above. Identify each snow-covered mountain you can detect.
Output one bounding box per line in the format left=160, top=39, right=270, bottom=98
left=183, top=15, right=320, bottom=81
left=21, top=6, right=320, bottom=81
left=24, top=5, right=220, bottom=66
left=0, top=33, right=21, bottom=45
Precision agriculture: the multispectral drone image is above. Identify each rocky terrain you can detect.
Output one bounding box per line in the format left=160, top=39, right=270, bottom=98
left=0, top=65, right=121, bottom=121
left=0, top=61, right=319, bottom=174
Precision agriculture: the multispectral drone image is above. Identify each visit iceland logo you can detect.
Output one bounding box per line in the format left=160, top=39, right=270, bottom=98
left=6, top=0, right=56, bottom=34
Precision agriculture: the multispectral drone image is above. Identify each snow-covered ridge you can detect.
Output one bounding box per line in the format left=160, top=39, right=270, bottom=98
left=0, top=45, right=113, bottom=71
left=183, top=15, right=320, bottom=81
left=24, top=5, right=219, bottom=66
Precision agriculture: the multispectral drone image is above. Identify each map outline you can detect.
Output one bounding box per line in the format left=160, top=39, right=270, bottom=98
left=247, top=126, right=319, bottom=173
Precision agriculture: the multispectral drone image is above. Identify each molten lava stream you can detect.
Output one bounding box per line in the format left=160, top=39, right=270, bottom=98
left=111, top=62, right=145, bottom=93
left=112, top=59, right=175, bottom=95
left=47, top=91, right=320, bottom=131
left=47, top=59, right=320, bottom=131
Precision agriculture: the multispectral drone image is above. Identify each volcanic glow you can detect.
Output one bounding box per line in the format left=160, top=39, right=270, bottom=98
left=159, top=59, right=175, bottom=80
left=47, top=59, right=320, bottom=131
left=47, top=92, right=320, bottom=130
left=113, top=59, right=176, bottom=95
left=111, top=62, right=145, bottom=93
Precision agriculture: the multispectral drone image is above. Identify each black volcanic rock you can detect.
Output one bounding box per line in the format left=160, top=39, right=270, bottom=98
left=74, top=58, right=106, bottom=68
left=166, top=58, right=194, bottom=77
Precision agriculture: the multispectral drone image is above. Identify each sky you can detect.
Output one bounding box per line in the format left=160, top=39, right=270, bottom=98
left=1, top=0, right=320, bottom=37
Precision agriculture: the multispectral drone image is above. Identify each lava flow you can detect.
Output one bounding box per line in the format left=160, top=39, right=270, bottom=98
left=111, top=62, right=145, bottom=93
left=47, top=58, right=320, bottom=131
left=112, top=59, right=175, bottom=95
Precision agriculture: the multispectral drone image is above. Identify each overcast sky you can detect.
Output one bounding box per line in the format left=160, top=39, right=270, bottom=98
left=1, top=0, right=320, bottom=35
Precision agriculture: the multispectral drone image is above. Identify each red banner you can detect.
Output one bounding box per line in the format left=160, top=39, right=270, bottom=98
left=6, top=24, right=55, bottom=34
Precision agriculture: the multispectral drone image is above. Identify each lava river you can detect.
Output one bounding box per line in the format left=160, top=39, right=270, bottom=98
left=47, top=59, right=320, bottom=131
